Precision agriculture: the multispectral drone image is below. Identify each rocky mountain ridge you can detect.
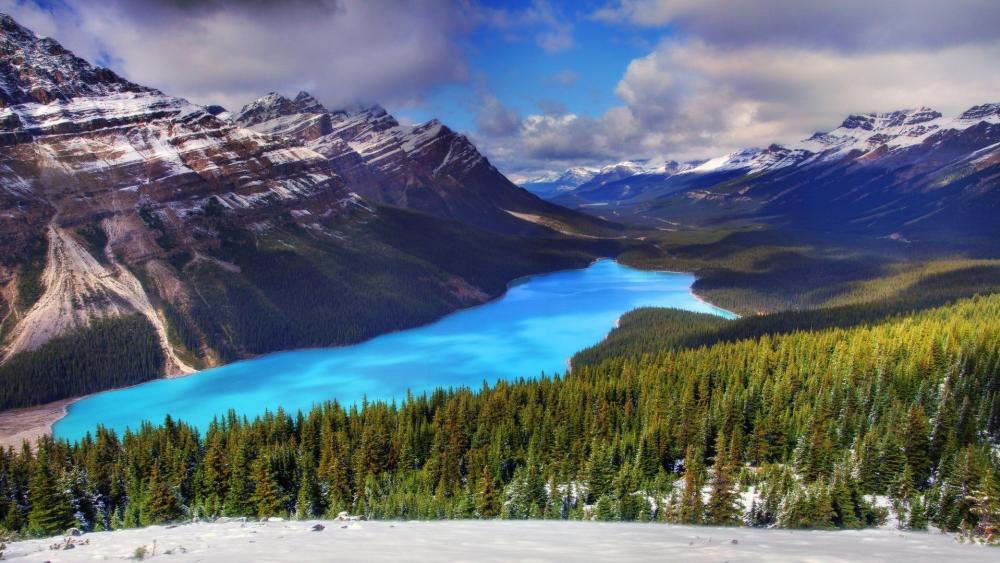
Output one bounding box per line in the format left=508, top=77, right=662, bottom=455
left=233, top=90, right=610, bottom=235
left=537, top=104, right=1000, bottom=241
left=0, top=13, right=616, bottom=408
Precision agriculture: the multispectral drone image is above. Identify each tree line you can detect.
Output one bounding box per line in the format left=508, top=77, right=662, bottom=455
left=0, top=294, right=998, bottom=542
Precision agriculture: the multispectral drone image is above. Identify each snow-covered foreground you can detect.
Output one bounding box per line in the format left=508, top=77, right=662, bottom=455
left=5, top=520, right=997, bottom=562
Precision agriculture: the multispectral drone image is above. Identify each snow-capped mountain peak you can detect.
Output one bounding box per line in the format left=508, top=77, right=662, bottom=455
left=235, top=91, right=329, bottom=127
left=957, top=102, right=1000, bottom=121
left=675, top=104, right=1000, bottom=176
left=0, top=12, right=152, bottom=106
left=793, top=104, right=999, bottom=159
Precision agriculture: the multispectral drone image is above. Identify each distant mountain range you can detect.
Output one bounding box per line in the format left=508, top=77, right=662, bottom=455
left=0, top=12, right=616, bottom=404
left=526, top=104, right=1000, bottom=242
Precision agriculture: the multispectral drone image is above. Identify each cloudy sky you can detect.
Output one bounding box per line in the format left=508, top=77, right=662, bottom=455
left=4, top=0, right=999, bottom=179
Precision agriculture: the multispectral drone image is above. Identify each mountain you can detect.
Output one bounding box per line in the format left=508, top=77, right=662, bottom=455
left=232, top=91, right=615, bottom=236
left=521, top=161, right=660, bottom=200
left=519, top=167, right=599, bottom=199
left=549, top=105, right=1000, bottom=242
left=0, top=13, right=620, bottom=410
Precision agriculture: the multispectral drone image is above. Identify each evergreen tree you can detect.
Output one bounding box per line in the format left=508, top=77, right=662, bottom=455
left=876, top=433, right=906, bottom=494
left=585, top=442, right=614, bottom=503
left=830, top=470, right=861, bottom=529
left=223, top=443, right=254, bottom=517
left=475, top=466, right=500, bottom=519
left=705, top=433, right=741, bottom=526
left=593, top=494, right=618, bottom=521
left=676, top=445, right=705, bottom=524
left=936, top=447, right=977, bottom=531
left=295, top=462, right=321, bottom=520
left=26, top=452, right=74, bottom=536
left=614, top=462, right=645, bottom=522
left=252, top=457, right=286, bottom=518
left=891, top=465, right=915, bottom=526
left=200, top=429, right=229, bottom=513
left=970, top=470, right=1000, bottom=543
left=3, top=499, right=25, bottom=532
left=907, top=494, right=928, bottom=531
left=903, top=405, right=932, bottom=488
left=142, top=464, right=181, bottom=525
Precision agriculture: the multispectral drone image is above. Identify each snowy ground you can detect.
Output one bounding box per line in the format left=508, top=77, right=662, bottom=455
left=4, top=520, right=996, bottom=562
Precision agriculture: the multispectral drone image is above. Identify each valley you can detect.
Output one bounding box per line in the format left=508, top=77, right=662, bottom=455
left=51, top=260, right=734, bottom=442
left=0, top=13, right=627, bottom=417
left=0, top=5, right=998, bottom=555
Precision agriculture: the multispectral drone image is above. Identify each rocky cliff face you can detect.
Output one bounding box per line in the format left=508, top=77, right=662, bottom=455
left=0, top=13, right=365, bottom=372
left=234, top=91, right=611, bottom=235
left=0, top=14, right=149, bottom=107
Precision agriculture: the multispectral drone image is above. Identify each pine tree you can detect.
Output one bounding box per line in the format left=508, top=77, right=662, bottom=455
left=223, top=443, right=254, bottom=517
left=252, top=457, right=286, bottom=519
left=142, top=464, right=181, bottom=525
left=830, top=472, right=861, bottom=529
left=318, top=431, right=351, bottom=514
left=585, top=442, right=614, bottom=503
left=876, top=433, right=906, bottom=494
left=907, top=494, right=928, bottom=531
left=295, top=462, right=321, bottom=520
left=705, top=433, right=741, bottom=526
left=200, top=429, right=229, bottom=513
left=677, top=445, right=705, bottom=524
left=636, top=434, right=660, bottom=479
left=475, top=465, right=500, bottom=519
left=903, top=405, right=932, bottom=488
left=26, top=452, right=74, bottom=536
left=891, top=465, right=915, bottom=526
left=970, top=470, right=1000, bottom=543
left=503, top=463, right=546, bottom=519
left=936, top=447, right=977, bottom=531
left=614, top=462, right=645, bottom=522
left=594, top=494, right=618, bottom=521
left=3, top=498, right=24, bottom=532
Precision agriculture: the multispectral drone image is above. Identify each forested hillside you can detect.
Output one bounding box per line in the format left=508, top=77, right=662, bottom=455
left=2, top=294, right=997, bottom=542
left=0, top=207, right=625, bottom=412
left=619, top=226, right=1000, bottom=315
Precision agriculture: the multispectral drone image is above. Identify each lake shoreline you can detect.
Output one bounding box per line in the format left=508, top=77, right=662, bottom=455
left=0, top=260, right=588, bottom=448
left=0, top=259, right=735, bottom=447
left=0, top=398, right=75, bottom=450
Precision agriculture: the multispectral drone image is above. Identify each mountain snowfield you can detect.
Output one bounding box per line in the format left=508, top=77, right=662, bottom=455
left=4, top=520, right=997, bottom=562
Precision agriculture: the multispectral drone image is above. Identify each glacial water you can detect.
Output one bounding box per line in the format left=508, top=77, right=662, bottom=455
left=53, top=260, right=735, bottom=441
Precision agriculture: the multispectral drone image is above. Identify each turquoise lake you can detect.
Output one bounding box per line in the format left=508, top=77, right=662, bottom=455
left=53, top=260, right=735, bottom=441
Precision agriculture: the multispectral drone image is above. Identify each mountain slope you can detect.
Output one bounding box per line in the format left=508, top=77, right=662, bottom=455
left=546, top=105, right=1000, bottom=243
left=0, top=14, right=623, bottom=410
left=234, top=91, right=619, bottom=236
